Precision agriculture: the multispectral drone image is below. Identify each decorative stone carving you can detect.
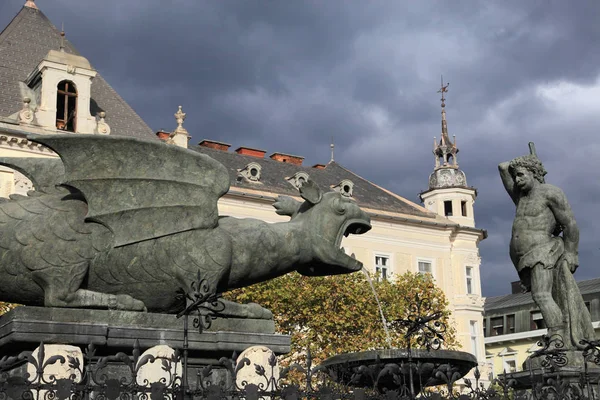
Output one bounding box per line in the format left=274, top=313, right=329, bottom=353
left=332, top=179, right=354, bottom=197
left=169, top=106, right=190, bottom=148
left=136, top=345, right=182, bottom=394
left=286, top=171, right=309, bottom=190
left=239, top=162, right=262, bottom=182
left=175, top=105, right=185, bottom=129
left=27, top=344, right=83, bottom=398
left=465, top=252, right=479, bottom=265
left=18, top=97, right=35, bottom=125
left=95, top=111, right=111, bottom=135
left=236, top=346, right=279, bottom=390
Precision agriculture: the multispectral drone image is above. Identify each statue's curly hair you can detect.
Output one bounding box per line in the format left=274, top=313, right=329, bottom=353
left=508, top=155, right=547, bottom=184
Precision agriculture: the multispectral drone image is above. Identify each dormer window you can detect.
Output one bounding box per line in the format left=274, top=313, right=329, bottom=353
left=56, top=80, right=77, bottom=132
left=332, top=179, right=354, bottom=197
left=238, top=162, right=262, bottom=182
left=286, top=171, right=310, bottom=190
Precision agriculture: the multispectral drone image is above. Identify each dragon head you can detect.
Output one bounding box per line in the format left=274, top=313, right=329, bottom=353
left=273, top=180, right=371, bottom=276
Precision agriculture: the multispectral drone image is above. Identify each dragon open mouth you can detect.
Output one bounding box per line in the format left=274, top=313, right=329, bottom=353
left=336, top=219, right=371, bottom=251
left=297, top=215, right=372, bottom=277
left=334, top=219, right=372, bottom=270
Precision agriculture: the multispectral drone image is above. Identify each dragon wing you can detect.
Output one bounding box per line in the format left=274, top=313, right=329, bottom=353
left=29, top=134, right=230, bottom=247
left=0, top=157, right=65, bottom=194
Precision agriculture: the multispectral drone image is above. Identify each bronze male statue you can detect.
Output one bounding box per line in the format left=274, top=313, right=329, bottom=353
left=499, top=143, right=594, bottom=352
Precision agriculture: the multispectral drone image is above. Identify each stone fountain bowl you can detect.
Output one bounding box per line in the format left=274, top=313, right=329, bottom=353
left=318, top=348, right=477, bottom=394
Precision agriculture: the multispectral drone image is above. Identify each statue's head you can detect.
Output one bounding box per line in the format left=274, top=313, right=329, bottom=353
left=272, top=180, right=371, bottom=276
left=508, top=155, right=547, bottom=184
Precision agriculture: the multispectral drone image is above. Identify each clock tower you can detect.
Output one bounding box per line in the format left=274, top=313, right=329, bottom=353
left=419, top=78, right=477, bottom=228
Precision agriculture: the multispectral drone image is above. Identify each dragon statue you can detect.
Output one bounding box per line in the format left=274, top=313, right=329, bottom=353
left=0, top=135, right=371, bottom=316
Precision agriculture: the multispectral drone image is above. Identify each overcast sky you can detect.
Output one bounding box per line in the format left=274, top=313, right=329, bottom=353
left=2, top=0, right=598, bottom=297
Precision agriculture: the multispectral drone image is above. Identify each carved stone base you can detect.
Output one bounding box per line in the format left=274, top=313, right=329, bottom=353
left=0, top=306, right=290, bottom=364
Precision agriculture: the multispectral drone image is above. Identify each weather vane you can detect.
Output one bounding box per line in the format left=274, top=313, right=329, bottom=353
left=437, top=75, right=449, bottom=108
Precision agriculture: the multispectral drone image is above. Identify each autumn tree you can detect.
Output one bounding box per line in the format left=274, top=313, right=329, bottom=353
left=225, top=270, right=458, bottom=365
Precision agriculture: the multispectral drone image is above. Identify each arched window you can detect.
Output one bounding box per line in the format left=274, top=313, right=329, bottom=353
left=56, top=80, right=77, bottom=132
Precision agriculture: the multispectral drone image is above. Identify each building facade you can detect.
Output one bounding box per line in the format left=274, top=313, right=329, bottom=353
left=0, top=0, right=488, bottom=378
left=484, top=278, right=600, bottom=378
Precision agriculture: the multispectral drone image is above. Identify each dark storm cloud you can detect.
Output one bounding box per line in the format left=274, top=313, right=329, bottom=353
left=2, top=0, right=598, bottom=297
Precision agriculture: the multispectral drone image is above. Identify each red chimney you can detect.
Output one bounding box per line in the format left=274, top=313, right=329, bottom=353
left=156, top=130, right=170, bottom=141
left=269, top=152, right=304, bottom=165
left=199, top=139, right=231, bottom=152
left=312, top=164, right=326, bottom=169
left=235, top=146, right=266, bottom=158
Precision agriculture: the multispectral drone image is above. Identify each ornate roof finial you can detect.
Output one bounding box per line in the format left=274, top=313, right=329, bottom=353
left=330, top=136, right=335, bottom=162
left=24, top=0, right=38, bottom=9
left=59, top=23, right=65, bottom=52
left=169, top=106, right=189, bottom=148
left=174, top=105, right=186, bottom=129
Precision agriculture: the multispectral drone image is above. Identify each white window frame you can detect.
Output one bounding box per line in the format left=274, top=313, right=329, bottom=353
left=374, top=253, right=391, bottom=281
left=465, top=266, right=474, bottom=295
left=416, top=257, right=435, bottom=279
left=469, top=320, right=479, bottom=359
left=502, top=355, right=517, bottom=373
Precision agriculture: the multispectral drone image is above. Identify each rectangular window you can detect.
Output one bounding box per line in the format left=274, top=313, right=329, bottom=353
left=531, top=311, right=546, bottom=330
left=461, top=200, right=467, bottom=217
left=490, top=316, right=504, bottom=336
left=466, top=266, right=473, bottom=294
left=470, top=321, right=479, bottom=359
left=375, top=255, right=389, bottom=281
left=483, top=319, right=487, bottom=337
left=504, top=358, right=517, bottom=373
left=418, top=261, right=432, bottom=275
left=444, top=200, right=453, bottom=216
left=506, top=314, right=515, bottom=333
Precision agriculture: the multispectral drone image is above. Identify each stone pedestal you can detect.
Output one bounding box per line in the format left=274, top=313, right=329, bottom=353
left=0, top=306, right=290, bottom=365
left=0, top=307, right=290, bottom=395
left=503, top=366, right=600, bottom=392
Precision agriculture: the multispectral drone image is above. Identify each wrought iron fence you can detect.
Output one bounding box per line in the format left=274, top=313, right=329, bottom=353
left=2, top=338, right=600, bottom=399
left=3, top=272, right=600, bottom=399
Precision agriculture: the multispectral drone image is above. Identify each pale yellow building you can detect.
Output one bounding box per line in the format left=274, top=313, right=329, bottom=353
left=0, top=0, right=489, bottom=384
left=484, top=278, right=600, bottom=379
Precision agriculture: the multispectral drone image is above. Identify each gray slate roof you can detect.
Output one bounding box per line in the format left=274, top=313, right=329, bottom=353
left=485, top=277, right=600, bottom=312
left=192, top=145, right=435, bottom=218
left=0, top=6, right=154, bottom=139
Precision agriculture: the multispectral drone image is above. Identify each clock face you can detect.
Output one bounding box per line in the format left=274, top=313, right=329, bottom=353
left=439, top=170, right=453, bottom=187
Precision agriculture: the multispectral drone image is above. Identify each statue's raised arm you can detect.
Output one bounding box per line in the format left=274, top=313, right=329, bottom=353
left=498, top=161, right=518, bottom=205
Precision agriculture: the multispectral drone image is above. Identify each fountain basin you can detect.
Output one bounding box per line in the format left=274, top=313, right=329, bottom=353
left=319, top=348, right=477, bottom=393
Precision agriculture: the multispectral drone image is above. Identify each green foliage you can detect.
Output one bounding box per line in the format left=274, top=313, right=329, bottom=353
left=225, top=271, right=458, bottom=365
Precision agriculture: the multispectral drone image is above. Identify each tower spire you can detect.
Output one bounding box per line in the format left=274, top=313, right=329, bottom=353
left=432, top=76, right=458, bottom=169
left=438, top=75, right=450, bottom=139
